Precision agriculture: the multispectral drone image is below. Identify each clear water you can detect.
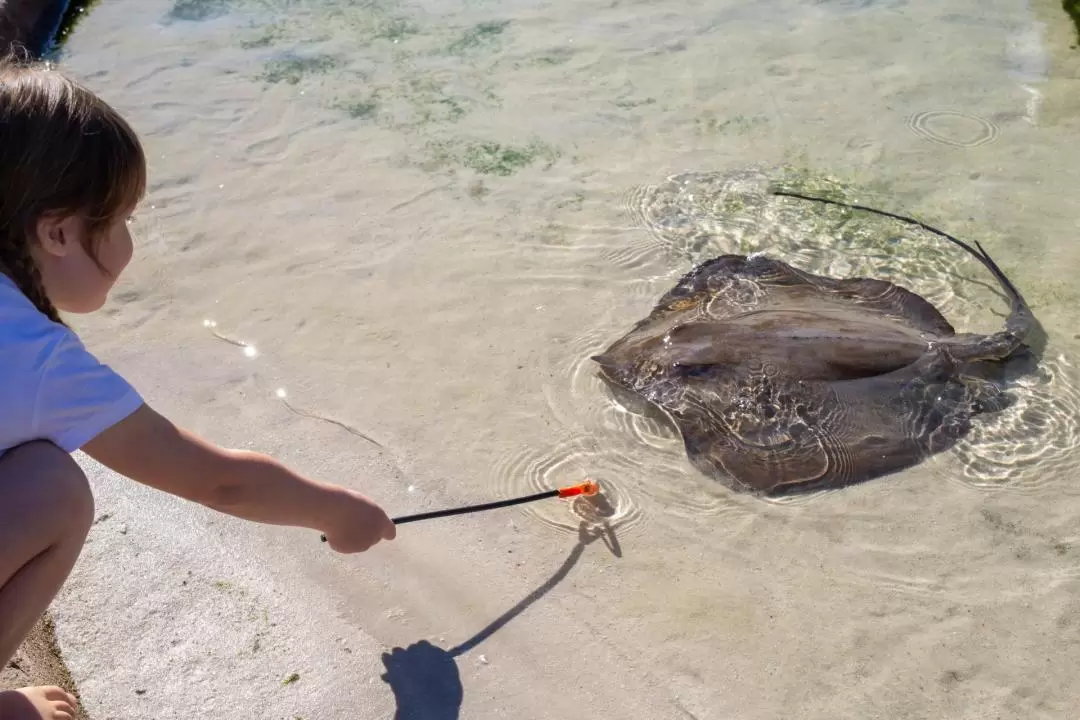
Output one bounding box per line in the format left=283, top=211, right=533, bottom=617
left=55, top=0, right=1080, bottom=717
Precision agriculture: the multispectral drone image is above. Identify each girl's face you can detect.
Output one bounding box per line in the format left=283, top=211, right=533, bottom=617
left=32, top=207, right=135, bottom=314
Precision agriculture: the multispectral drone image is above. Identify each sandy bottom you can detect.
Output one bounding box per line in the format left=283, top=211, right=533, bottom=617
left=15, top=0, right=1080, bottom=718
left=2, top=615, right=88, bottom=720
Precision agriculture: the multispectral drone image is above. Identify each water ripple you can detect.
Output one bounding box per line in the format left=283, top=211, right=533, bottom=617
left=952, top=352, right=1080, bottom=492
left=624, top=167, right=775, bottom=261
left=488, top=436, right=649, bottom=538
left=907, top=110, right=1000, bottom=148
left=629, top=168, right=995, bottom=326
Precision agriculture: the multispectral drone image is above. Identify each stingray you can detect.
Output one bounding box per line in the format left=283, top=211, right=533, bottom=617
left=592, top=191, right=1041, bottom=496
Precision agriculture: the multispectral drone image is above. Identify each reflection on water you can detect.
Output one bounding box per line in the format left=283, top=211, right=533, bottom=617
left=56, top=0, right=1080, bottom=716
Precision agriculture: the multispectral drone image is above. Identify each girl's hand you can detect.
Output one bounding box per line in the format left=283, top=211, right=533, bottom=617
left=321, top=488, right=397, bottom=552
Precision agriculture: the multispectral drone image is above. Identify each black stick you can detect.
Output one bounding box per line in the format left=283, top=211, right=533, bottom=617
left=320, top=489, right=560, bottom=542
left=392, top=489, right=561, bottom=524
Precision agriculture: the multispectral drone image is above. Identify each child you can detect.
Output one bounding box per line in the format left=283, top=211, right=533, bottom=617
left=0, top=59, right=397, bottom=719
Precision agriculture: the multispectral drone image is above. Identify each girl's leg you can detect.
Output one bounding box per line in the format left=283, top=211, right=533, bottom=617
left=0, top=441, right=94, bottom=719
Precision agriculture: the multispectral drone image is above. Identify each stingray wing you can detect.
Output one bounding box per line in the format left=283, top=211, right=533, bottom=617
left=595, top=254, right=952, bottom=396
left=645, top=253, right=956, bottom=335
left=663, top=364, right=849, bottom=494
left=665, top=350, right=979, bottom=494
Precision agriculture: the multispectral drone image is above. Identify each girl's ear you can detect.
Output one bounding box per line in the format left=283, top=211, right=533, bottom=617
left=35, top=213, right=85, bottom=258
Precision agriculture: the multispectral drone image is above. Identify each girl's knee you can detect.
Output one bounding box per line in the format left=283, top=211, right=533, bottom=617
left=1, top=442, right=94, bottom=534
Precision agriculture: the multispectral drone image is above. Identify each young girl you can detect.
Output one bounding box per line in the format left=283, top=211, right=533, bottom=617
left=0, top=59, right=397, bottom=719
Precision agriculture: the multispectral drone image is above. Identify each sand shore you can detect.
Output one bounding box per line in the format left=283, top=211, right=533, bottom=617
left=1, top=616, right=88, bottom=720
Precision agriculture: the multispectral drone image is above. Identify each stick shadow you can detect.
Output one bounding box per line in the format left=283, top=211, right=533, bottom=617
left=380, top=520, right=621, bottom=720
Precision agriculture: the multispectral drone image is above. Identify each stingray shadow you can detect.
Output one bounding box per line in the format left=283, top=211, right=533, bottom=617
left=380, top=521, right=620, bottom=720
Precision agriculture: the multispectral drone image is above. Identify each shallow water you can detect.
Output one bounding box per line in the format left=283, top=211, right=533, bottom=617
left=54, top=0, right=1080, bottom=717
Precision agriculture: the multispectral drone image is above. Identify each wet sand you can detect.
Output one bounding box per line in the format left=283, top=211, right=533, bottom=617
left=2, top=615, right=88, bottom=720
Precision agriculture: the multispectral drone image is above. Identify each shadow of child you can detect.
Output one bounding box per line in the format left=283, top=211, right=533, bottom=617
left=381, top=640, right=463, bottom=720
left=379, top=520, right=621, bottom=719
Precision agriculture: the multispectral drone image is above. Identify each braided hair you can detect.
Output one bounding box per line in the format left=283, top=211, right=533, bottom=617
left=0, top=53, right=146, bottom=324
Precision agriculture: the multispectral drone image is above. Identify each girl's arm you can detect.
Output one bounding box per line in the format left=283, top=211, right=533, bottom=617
left=81, top=403, right=395, bottom=552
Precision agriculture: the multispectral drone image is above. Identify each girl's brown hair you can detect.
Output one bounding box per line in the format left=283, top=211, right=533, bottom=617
left=0, top=55, right=147, bottom=323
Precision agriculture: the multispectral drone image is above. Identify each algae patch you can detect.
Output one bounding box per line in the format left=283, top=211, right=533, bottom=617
left=424, top=138, right=559, bottom=176
left=695, top=112, right=769, bottom=136
left=463, top=141, right=552, bottom=175
left=258, top=54, right=339, bottom=85
left=391, top=77, right=478, bottom=125
left=240, top=22, right=289, bottom=49
left=374, top=16, right=420, bottom=42
left=167, top=0, right=233, bottom=22
left=333, top=96, right=380, bottom=120
left=513, top=50, right=574, bottom=70
left=448, top=20, right=511, bottom=54
left=615, top=97, right=657, bottom=109
left=331, top=74, right=488, bottom=127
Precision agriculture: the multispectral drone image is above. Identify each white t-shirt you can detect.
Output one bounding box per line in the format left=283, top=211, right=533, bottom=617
left=0, top=274, right=144, bottom=456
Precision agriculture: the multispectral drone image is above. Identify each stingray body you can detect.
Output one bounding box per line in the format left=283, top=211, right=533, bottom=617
left=593, top=193, right=1039, bottom=495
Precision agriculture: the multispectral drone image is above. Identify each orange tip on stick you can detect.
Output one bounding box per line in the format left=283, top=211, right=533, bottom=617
left=557, top=479, right=600, bottom=498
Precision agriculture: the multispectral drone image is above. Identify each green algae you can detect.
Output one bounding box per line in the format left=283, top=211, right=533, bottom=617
left=769, top=164, right=897, bottom=208
left=511, top=48, right=574, bottom=71
left=397, top=77, right=475, bottom=124
left=333, top=96, right=380, bottom=119
left=615, top=97, right=656, bottom=109
left=527, top=51, right=572, bottom=67
left=448, top=20, right=510, bottom=54
left=422, top=138, right=559, bottom=176
left=330, top=73, right=487, bottom=127
left=374, top=16, right=420, bottom=42
left=258, top=54, right=339, bottom=84
left=695, top=112, right=769, bottom=136
left=167, top=0, right=232, bottom=21
left=461, top=140, right=558, bottom=175
left=228, top=4, right=503, bottom=125
left=240, top=22, right=288, bottom=49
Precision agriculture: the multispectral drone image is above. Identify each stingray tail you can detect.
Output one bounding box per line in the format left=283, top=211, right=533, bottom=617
left=770, top=190, right=1036, bottom=355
